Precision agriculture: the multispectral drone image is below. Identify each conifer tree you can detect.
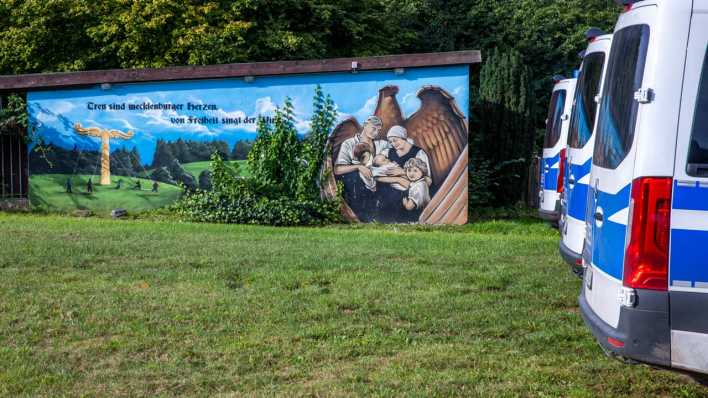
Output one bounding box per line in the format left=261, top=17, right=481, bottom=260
left=475, top=48, right=535, bottom=205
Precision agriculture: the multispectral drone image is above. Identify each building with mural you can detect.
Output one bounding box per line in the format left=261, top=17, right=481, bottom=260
left=0, top=51, right=480, bottom=224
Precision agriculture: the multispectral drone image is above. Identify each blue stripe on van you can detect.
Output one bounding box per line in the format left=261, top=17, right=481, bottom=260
left=542, top=153, right=561, bottom=191
left=592, top=183, right=632, bottom=280
left=673, top=180, right=708, bottom=211
left=670, top=229, right=708, bottom=286
left=567, top=158, right=592, bottom=219
left=568, top=183, right=589, bottom=220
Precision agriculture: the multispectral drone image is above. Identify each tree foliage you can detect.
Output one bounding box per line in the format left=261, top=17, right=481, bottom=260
left=473, top=48, right=535, bottom=206
left=0, top=0, right=622, bottom=207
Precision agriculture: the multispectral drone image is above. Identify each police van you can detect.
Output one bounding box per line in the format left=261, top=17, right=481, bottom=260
left=581, top=0, right=708, bottom=378
left=539, top=78, right=576, bottom=224
left=560, top=32, right=613, bottom=274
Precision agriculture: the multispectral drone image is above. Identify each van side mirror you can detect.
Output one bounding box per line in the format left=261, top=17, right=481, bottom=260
left=561, top=114, right=570, bottom=121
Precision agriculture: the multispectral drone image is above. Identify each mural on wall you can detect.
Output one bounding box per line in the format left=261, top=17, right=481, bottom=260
left=27, top=65, right=469, bottom=222
left=321, top=85, right=469, bottom=224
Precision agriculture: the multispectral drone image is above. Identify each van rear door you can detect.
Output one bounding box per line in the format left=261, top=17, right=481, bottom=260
left=585, top=11, right=653, bottom=328
left=669, top=4, right=708, bottom=374
left=540, top=85, right=568, bottom=211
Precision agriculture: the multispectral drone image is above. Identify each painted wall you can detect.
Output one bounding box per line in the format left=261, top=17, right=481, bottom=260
left=27, top=65, right=469, bottom=222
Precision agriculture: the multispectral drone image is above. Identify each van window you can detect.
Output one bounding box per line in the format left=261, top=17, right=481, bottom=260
left=594, top=25, right=650, bottom=169
left=544, top=89, right=567, bottom=148
left=687, top=48, right=708, bottom=177
left=568, top=52, right=605, bottom=149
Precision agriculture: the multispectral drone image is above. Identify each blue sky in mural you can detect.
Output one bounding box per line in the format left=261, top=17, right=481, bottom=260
left=27, top=65, right=469, bottom=164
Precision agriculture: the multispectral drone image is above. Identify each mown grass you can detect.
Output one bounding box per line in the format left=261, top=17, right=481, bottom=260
left=0, top=214, right=705, bottom=397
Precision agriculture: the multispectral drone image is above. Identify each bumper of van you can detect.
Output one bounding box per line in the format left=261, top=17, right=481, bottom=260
left=579, top=287, right=671, bottom=367
left=538, top=201, right=561, bottom=222
left=559, top=240, right=583, bottom=276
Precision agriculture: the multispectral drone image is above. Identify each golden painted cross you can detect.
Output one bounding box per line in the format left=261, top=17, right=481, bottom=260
left=73, top=123, right=134, bottom=185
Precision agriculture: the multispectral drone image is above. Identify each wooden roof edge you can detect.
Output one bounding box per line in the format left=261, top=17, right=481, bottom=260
left=0, top=50, right=481, bottom=92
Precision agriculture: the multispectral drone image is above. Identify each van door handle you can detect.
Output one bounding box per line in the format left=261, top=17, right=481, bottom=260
left=568, top=176, right=576, bottom=186
left=594, top=211, right=604, bottom=222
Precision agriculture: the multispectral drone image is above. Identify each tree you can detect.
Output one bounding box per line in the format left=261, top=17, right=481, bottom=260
left=198, top=170, right=212, bottom=191
left=474, top=48, right=535, bottom=205
left=231, top=140, right=253, bottom=160
left=247, top=98, right=299, bottom=197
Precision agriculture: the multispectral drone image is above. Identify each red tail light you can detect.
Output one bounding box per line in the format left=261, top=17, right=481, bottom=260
left=623, top=177, right=672, bottom=291
left=557, top=148, right=567, bottom=193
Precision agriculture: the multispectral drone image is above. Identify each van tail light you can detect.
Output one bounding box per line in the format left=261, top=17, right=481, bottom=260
left=557, top=148, right=567, bottom=193
left=616, top=0, right=634, bottom=12
left=623, top=177, right=672, bottom=291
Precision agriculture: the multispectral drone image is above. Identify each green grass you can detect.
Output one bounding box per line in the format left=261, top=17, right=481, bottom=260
left=0, top=215, right=705, bottom=397
left=182, top=160, right=250, bottom=179
left=28, top=174, right=182, bottom=215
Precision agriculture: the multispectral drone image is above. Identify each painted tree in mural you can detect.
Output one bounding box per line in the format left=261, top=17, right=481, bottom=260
left=73, top=123, right=134, bottom=185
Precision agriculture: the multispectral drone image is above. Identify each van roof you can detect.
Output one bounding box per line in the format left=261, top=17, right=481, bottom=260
left=553, top=78, right=576, bottom=90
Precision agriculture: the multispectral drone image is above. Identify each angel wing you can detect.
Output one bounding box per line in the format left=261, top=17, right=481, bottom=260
left=374, top=85, right=405, bottom=140
left=320, top=117, right=362, bottom=221
left=404, top=86, right=468, bottom=186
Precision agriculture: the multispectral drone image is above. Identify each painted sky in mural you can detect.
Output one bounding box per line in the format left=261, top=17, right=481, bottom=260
left=28, top=66, right=469, bottom=165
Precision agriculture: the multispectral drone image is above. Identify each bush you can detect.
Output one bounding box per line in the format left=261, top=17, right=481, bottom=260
left=173, top=86, right=343, bottom=226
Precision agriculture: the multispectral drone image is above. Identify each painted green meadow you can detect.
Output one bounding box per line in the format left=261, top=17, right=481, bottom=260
left=28, top=174, right=182, bottom=214
left=0, top=214, right=705, bottom=397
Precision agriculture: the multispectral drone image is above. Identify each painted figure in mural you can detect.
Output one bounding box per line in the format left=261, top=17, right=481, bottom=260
left=351, top=142, right=376, bottom=191
left=374, top=126, right=432, bottom=222
left=401, top=158, right=431, bottom=211
left=86, top=178, right=93, bottom=194
left=115, top=179, right=123, bottom=189
left=323, top=85, right=469, bottom=224
left=134, top=180, right=142, bottom=190
left=65, top=178, right=72, bottom=194
left=333, top=116, right=390, bottom=221
left=152, top=181, right=159, bottom=193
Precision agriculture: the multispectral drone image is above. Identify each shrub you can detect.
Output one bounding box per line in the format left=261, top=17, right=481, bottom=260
left=173, top=86, right=343, bottom=226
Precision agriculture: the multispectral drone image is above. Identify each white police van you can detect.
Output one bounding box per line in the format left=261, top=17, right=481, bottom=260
left=581, top=0, right=708, bottom=378
left=560, top=32, right=613, bottom=274
left=539, top=78, right=576, bottom=224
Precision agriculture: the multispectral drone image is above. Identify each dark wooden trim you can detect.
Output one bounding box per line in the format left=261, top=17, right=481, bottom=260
left=0, top=51, right=481, bottom=92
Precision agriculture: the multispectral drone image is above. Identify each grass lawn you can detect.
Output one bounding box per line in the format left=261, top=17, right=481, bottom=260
left=28, top=174, right=182, bottom=215
left=0, top=214, right=706, bottom=397
left=182, top=160, right=250, bottom=179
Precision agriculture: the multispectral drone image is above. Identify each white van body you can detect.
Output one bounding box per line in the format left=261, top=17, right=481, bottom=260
left=560, top=35, right=613, bottom=274
left=580, top=0, right=708, bottom=377
left=539, top=78, right=577, bottom=223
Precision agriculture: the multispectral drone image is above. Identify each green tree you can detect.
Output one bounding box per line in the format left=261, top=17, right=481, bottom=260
left=230, top=140, right=253, bottom=160
left=296, top=85, right=337, bottom=201
left=473, top=48, right=535, bottom=205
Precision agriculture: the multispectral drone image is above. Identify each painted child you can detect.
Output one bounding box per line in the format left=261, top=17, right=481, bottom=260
left=401, top=157, right=430, bottom=211
left=351, top=142, right=376, bottom=191
left=376, top=157, right=431, bottom=212
left=372, top=153, right=406, bottom=191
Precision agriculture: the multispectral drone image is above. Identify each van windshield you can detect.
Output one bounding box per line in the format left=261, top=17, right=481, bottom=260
left=544, top=89, right=567, bottom=148
left=687, top=49, right=708, bottom=176
left=568, top=52, right=605, bottom=149
left=594, top=25, right=650, bottom=169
